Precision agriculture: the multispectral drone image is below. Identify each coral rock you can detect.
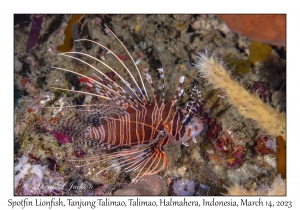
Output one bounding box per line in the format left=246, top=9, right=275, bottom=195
left=113, top=175, right=163, bottom=196
left=172, top=179, right=195, bottom=196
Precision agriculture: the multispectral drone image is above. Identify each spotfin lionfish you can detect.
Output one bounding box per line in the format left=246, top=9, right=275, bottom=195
left=50, top=24, right=203, bottom=183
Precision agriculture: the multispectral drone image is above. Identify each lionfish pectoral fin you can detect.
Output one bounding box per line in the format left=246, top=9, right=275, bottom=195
left=126, top=145, right=168, bottom=183
left=71, top=142, right=168, bottom=184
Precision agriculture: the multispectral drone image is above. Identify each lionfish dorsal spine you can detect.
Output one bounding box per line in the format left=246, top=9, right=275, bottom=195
left=144, top=73, right=158, bottom=105
left=57, top=51, right=143, bottom=108
left=51, top=66, right=131, bottom=107
left=157, top=67, right=166, bottom=105
left=76, top=38, right=148, bottom=104
left=103, top=24, right=149, bottom=103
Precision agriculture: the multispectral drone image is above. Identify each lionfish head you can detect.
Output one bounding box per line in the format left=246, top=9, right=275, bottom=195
left=174, top=86, right=204, bottom=146
left=179, top=116, right=203, bottom=145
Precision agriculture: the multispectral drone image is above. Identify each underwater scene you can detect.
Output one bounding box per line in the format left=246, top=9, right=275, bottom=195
left=14, top=14, right=286, bottom=196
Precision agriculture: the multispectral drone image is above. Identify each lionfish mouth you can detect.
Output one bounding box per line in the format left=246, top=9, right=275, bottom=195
left=49, top=24, right=202, bottom=184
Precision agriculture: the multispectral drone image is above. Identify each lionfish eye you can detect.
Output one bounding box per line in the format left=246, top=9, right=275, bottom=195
left=185, top=117, right=191, bottom=124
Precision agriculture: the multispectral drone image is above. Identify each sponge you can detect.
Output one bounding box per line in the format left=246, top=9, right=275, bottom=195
left=195, top=50, right=286, bottom=140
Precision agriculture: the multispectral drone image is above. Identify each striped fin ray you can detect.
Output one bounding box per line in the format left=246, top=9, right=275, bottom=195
left=83, top=114, right=163, bottom=147
left=70, top=141, right=168, bottom=183
left=52, top=53, right=141, bottom=109
left=51, top=87, right=111, bottom=100
left=88, top=73, right=140, bottom=109
left=103, top=24, right=149, bottom=102
left=74, top=137, right=117, bottom=150
left=45, top=103, right=125, bottom=118
left=161, top=76, right=185, bottom=124
left=73, top=38, right=148, bottom=104
left=144, top=72, right=158, bottom=105
left=157, top=67, right=166, bottom=105
left=168, top=76, right=185, bottom=106
left=50, top=66, right=138, bottom=111
left=49, top=24, right=199, bottom=184
left=74, top=137, right=108, bottom=148
left=58, top=52, right=144, bottom=106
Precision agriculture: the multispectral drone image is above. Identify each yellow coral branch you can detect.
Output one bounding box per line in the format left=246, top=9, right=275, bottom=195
left=195, top=51, right=286, bottom=140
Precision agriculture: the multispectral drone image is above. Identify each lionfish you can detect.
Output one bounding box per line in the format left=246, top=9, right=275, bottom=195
left=50, top=25, right=203, bottom=183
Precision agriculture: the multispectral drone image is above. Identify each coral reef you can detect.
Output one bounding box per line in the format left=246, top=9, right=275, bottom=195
left=14, top=14, right=286, bottom=196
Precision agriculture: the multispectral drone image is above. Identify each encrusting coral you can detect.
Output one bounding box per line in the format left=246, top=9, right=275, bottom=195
left=195, top=50, right=286, bottom=141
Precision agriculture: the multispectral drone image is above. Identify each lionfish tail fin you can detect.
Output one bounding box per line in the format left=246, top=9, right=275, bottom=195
left=50, top=113, right=110, bottom=148
left=50, top=115, right=87, bottom=139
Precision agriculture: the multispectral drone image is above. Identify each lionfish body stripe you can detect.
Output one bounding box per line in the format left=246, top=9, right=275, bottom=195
left=51, top=26, right=203, bottom=183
